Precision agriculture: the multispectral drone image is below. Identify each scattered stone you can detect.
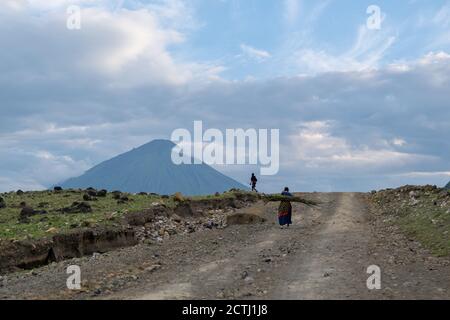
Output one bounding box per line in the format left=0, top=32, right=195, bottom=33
left=90, top=252, right=101, bottom=260
left=87, top=189, right=98, bottom=197
left=45, top=227, right=58, bottom=234
left=171, top=214, right=183, bottom=223
left=83, top=194, right=95, bottom=201
left=145, top=264, right=162, bottom=272
left=97, top=189, right=107, bottom=197
left=19, top=206, right=43, bottom=223
left=62, top=201, right=92, bottom=214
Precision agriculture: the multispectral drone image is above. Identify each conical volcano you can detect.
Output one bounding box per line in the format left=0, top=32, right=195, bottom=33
left=60, top=139, right=247, bottom=195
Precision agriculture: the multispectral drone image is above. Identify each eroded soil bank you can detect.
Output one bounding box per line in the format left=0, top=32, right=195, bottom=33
left=0, top=193, right=259, bottom=274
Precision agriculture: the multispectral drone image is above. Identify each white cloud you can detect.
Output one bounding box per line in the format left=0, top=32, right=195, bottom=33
left=240, top=44, right=271, bottom=62
left=284, top=0, right=301, bottom=26
left=288, top=121, right=435, bottom=170
left=293, top=25, right=396, bottom=74
left=0, top=1, right=223, bottom=87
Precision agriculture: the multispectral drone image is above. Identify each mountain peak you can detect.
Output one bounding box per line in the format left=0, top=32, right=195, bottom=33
left=60, top=139, right=246, bottom=195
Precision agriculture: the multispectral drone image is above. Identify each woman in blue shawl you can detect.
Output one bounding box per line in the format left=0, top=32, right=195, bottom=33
left=278, top=187, right=293, bottom=228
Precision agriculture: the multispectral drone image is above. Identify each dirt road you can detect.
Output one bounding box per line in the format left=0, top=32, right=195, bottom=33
left=1, top=193, right=450, bottom=299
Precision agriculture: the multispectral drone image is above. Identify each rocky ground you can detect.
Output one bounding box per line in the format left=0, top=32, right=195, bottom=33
left=1, top=191, right=450, bottom=300
left=370, top=185, right=450, bottom=256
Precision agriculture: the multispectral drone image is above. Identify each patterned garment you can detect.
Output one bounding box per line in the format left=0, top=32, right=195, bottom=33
left=278, top=192, right=293, bottom=226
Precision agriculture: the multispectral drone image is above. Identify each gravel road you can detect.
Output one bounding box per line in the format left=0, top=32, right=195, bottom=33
left=1, top=193, right=450, bottom=300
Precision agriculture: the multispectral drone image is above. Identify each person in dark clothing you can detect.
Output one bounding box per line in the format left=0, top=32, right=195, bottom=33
left=278, top=187, right=293, bottom=228
left=250, top=173, right=258, bottom=192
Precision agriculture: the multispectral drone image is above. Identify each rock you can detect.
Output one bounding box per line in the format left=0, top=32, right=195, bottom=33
left=53, top=186, right=63, bottom=192
left=90, top=252, right=101, bottom=260
left=97, top=189, right=107, bottom=197
left=83, top=194, right=94, bottom=201
left=19, top=206, right=36, bottom=223
left=62, top=201, right=92, bottom=214
left=45, top=227, right=58, bottom=234
left=138, top=192, right=148, bottom=196
left=0, top=197, right=5, bottom=209
left=145, top=264, right=161, bottom=272
left=87, top=189, right=98, bottom=197
left=16, top=190, right=24, bottom=195
left=171, top=214, right=183, bottom=223
left=173, top=192, right=184, bottom=202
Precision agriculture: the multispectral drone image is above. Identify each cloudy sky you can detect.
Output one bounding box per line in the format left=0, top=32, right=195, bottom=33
left=1, top=0, right=450, bottom=193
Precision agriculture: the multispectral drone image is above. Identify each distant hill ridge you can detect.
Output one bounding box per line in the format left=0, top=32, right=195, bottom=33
left=60, top=139, right=247, bottom=195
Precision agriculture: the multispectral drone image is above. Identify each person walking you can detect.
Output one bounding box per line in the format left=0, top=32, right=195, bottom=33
left=278, top=187, right=293, bottom=228
left=250, top=173, right=258, bottom=192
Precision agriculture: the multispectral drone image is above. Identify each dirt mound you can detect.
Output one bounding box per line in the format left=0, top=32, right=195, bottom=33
left=124, top=205, right=171, bottom=226
left=226, top=212, right=266, bottom=225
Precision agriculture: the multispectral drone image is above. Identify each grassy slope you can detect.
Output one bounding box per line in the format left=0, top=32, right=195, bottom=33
left=397, top=206, right=450, bottom=257
left=0, top=189, right=250, bottom=242
left=371, top=187, right=450, bottom=256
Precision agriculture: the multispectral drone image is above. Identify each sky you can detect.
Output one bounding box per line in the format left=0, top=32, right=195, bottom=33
left=1, top=0, right=450, bottom=193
